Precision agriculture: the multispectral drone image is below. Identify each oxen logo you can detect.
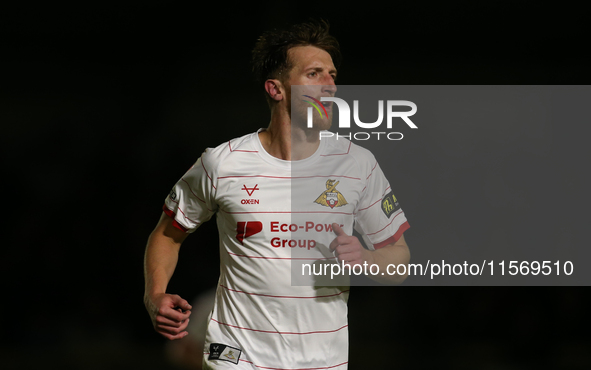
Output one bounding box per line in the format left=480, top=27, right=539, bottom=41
left=314, top=179, right=348, bottom=209
left=241, top=184, right=259, bottom=196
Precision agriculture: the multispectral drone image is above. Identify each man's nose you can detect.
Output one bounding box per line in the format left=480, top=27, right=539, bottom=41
left=322, top=82, right=337, bottom=95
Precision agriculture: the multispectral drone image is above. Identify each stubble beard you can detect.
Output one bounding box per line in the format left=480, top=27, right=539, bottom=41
left=290, top=96, right=333, bottom=133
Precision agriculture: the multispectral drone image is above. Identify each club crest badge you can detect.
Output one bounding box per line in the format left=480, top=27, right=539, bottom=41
left=315, top=179, right=348, bottom=208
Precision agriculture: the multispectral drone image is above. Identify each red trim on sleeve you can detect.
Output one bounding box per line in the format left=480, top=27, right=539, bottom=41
left=162, top=204, right=175, bottom=218
left=162, top=204, right=189, bottom=232
left=373, top=221, right=410, bottom=250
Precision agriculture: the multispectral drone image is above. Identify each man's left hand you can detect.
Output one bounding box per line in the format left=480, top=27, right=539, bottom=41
left=329, top=223, right=372, bottom=266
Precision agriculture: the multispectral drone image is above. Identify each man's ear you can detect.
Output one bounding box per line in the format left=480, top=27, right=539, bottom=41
left=264, top=79, right=284, bottom=102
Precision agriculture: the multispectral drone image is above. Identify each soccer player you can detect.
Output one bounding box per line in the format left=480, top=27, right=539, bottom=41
left=144, top=20, right=411, bottom=369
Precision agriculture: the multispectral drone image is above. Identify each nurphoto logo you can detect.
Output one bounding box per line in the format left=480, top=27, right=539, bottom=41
left=302, top=92, right=418, bottom=141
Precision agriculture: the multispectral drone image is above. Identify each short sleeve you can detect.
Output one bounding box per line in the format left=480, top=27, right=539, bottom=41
left=354, top=160, right=410, bottom=250
left=163, top=153, right=218, bottom=233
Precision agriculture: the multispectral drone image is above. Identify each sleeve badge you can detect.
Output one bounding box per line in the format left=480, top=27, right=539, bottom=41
left=381, top=190, right=400, bottom=218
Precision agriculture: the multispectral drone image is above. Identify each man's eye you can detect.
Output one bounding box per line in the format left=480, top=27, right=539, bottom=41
left=309, top=72, right=317, bottom=77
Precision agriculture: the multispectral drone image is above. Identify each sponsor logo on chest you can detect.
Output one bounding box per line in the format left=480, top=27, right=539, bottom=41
left=241, top=184, right=260, bottom=204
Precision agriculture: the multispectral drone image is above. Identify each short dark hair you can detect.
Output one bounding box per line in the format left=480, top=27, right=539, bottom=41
left=251, top=19, right=341, bottom=95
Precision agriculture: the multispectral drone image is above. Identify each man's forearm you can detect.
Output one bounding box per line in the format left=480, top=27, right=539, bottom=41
left=144, top=231, right=182, bottom=299
left=144, top=214, right=192, bottom=340
left=363, top=240, right=410, bottom=285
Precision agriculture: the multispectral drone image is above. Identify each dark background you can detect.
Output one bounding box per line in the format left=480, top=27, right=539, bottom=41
left=2, top=2, right=589, bottom=369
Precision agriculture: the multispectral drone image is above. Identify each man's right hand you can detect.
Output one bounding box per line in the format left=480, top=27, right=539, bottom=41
left=145, top=293, right=192, bottom=340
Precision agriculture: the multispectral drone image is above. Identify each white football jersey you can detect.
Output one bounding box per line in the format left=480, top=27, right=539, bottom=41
left=163, top=130, right=409, bottom=370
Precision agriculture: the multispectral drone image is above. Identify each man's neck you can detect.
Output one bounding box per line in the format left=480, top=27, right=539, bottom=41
left=259, top=109, right=321, bottom=161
